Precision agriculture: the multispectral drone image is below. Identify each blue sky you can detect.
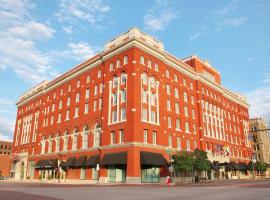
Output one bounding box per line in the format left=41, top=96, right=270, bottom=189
left=0, top=0, right=270, bottom=141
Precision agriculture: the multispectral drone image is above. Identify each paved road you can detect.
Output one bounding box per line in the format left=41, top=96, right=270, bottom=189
left=0, top=179, right=270, bottom=200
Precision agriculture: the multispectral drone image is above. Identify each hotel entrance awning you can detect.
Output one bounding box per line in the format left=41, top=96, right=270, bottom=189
left=140, top=151, right=168, bottom=166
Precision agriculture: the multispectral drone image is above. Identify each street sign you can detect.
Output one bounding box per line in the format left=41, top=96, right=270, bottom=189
left=96, top=164, right=100, bottom=171
left=169, top=166, right=174, bottom=172
left=166, top=149, right=172, bottom=154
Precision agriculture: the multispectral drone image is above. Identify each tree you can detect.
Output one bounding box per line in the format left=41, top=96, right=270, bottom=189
left=193, top=149, right=211, bottom=179
left=173, top=151, right=193, bottom=183
left=255, top=162, right=267, bottom=176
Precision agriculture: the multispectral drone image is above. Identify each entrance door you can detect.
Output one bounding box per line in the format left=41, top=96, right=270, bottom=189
left=108, top=167, right=116, bottom=182
left=108, top=166, right=126, bottom=182
left=20, top=162, right=25, bottom=180
left=141, top=166, right=160, bottom=183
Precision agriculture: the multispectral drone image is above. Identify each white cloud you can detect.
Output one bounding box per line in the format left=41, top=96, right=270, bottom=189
left=0, top=0, right=57, bottom=84
left=0, top=98, right=13, bottom=105
left=222, top=17, right=247, bottom=27
left=0, top=116, right=14, bottom=142
left=144, top=1, right=179, bottom=31
left=55, top=0, right=110, bottom=31
left=189, top=32, right=202, bottom=41
left=9, top=21, right=55, bottom=40
left=212, top=0, right=238, bottom=19
left=68, top=42, right=99, bottom=61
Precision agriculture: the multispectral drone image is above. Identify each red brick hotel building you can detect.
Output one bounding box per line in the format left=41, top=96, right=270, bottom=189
left=12, top=28, right=252, bottom=183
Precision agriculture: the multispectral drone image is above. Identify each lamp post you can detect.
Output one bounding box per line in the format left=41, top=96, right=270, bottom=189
left=166, top=148, right=173, bottom=181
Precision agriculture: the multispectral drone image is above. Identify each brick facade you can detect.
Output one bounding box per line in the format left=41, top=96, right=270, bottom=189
left=12, top=28, right=252, bottom=183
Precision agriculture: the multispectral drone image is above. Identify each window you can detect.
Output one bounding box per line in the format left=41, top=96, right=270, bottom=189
left=177, top=137, right=181, bottom=149
left=63, top=134, right=68, bottom=151
left=112, top=110, right=117, bottom=123
left=174, top=88, right=179, bottom=98
left=190, top=83, right=193, bottom=90
left=185, top=122, right=190, bottom=133
left=167, top=99, right=171, bottom=111
left=110, top=131, right=115, bottom=145
left=193, top=124, right=197, bottom=133
left=143, top=129, right=148, bottom=143
left=147, top=60, right=152, bottom=68
left=121, top=72, right=127, bottom=85
left=113, top=76, right=118, bottom=88
left=67, top=97, right=71, bottom=106
left=140, top=56, right=145, bottom=65
left=174, top=74, right=178, bottom=82
left=121, top=108, right=126, bottom=121
left=59, top=101, right=62, bottom=109
left=192, top=109, right=195, bottom=119
left=80, top=168, right=86, bottom=180
left=92, top=168, right=98, bottom=180
left=60, top=89, right=63, bottom=96
left=176, top=118, right=180, bottom=130
left=142, top=108, right=147, bottom=121
left=82, top=126, right=89, bottom=149
left=99, top=83, right=103, bottom=94
left=94, top=85, right=98, bottom=95
left=76, top=93, right=80, bottom=103
left=97, top=69, right=102, bottom=78
left=191, top=96, right=194, bottom=105
left=74, top=107, right=79, bottom=118
left=116, top=59, right=120, bottom=68
left=175, top=103, right=179, bottom=114
left=183, top=79, right=186, bottom=86
left=166, top=84, right=171, bottom=95
left=56, top=137, right=60, bottom=152
left=52, top=104, right=55, bottom=112
left=183, top=92, right=188, bottom=102
left=87, top=75, right=90, bottom=83
left=154, top=63, right=159, bottom=71
left=123, top=56, right=128, bottom=65
left=186, top=139, right=190, bottom=151
left=93, top=100, right=97, bottom=111
left=41, top=138, right=45, bottom=154
left=109, top=63, right=114, bottom=71
left=184, top=106, right=189, bottom=117
left=151, top=94, right=155, bottom=106
left=68, top=85, right=71, bottom=92
left=57, top=113, right=61, bottom=123
left=85, top=89, right=90, bottom=99
left=99, top=98, right=102, bottom=110
left=152, top=131, right=157, bottom=145
left=167, top=116, right=172, bottom=128
left=119, top=130, right=124, bottom=143
left=168, top=135, right=172, bottom=148
left=48, top=137, right=52, bottom=153
left=151, top=111, right=156, bottom=123
left=142, top=90, right=147, bottom=103
left=94, top=124, right=101, bottom=147
left=121, top=90, right=126, bottom=102
left=72, top=130, right=78, bottom=150
left=141, top=73, right=147, bottom=85
left=84, top=103, right=89, bottom=114
left=76, top=80, right=80, bottom=88
left=112, top=93, right=117, bottom=105
left=166, top=69, right=170, bottom=78
left=65, top=110, right=70, bottom=120
left=50, top=116, right=54, bottom=125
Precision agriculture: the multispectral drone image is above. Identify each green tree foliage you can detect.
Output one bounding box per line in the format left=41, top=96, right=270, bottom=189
left=193, top=149, right=211, bottom=174
left=173, top=151, right=193, bottom=182
left=255, top=162, right=267, bottom=173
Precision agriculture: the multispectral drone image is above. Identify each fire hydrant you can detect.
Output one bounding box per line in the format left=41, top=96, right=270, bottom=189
left=166, top=176, right=171, bottom=185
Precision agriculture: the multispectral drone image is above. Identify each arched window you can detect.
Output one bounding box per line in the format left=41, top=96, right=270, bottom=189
left=183, top=92, right=188, bottom=102
left=82, top=126, right=89, bottom=149
left=113, top=75, right=118, bottom=88
left=63, top=130, right=69, bottom=151
left=141, top=72, right=147, bottom=85
left=140, top=56, right=145, bottom=65
left=149, top=76, right=155, bottom=88
left=121, top=72, right=127, bottom=85
left=55, top=132, right=60, bottom=152
left=94, top=123, right=101, bottom=147
left=72, top=128, right=78, bottom=150
left=48, top=135, right=52, bottom=153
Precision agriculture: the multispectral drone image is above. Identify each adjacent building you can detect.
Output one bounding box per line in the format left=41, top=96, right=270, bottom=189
left=0, top=140, right=12, bottom=177
left=11, top=28, right=252, bottom=183
left=249, top=118, right=270, bottom=164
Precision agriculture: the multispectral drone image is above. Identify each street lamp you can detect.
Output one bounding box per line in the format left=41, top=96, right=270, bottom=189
left=166, top=148, right=174, bottom=182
